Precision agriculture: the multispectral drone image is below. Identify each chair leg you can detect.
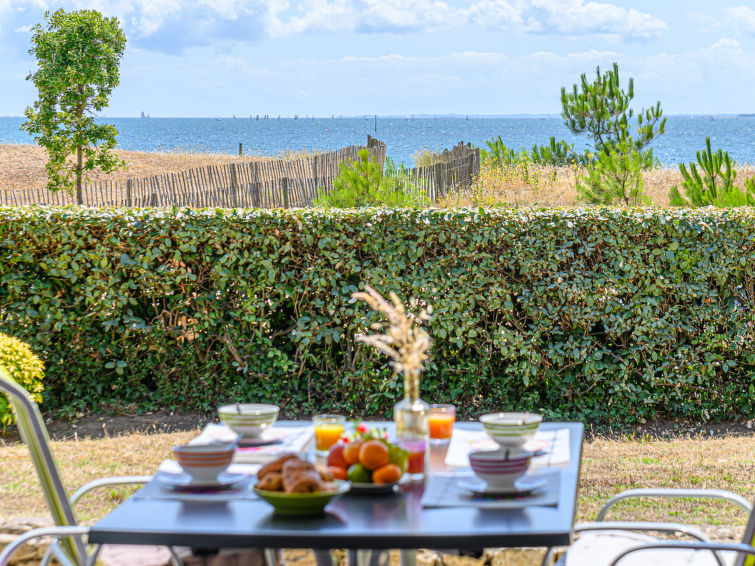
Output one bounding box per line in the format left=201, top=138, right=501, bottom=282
left=264, top=548, right=280, bottom=566
left=49, top=543, right=79, bottom=566
left=169, top=546, right=185, bottom=566
left=86, top=544, right=103, bottom=566
left=400, top=549, right=417, bottom=566
left=0, top=526, right=88, bottom=566
left=40, top=544, right=55, bottom=566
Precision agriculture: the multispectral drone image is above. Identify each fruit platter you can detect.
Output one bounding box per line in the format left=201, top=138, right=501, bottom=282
left=324, top=422, right=408, bottom=494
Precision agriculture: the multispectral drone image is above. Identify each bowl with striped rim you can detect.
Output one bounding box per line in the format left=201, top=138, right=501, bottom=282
left=173, top=441, right=236, bottom=482
left=468, top=449, right=534, bottom=488
left=218, top=404, right=279, bottom=438
left=479, top=412, right=543, bottom=448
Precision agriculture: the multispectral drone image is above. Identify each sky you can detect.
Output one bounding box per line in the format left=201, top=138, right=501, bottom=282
left=1, top=0, right=755, bottom=117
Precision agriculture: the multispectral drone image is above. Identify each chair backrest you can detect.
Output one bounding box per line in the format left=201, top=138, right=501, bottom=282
left=736, top=497, right=755, bottom=566
left=0, top=365, right=87, bottom=564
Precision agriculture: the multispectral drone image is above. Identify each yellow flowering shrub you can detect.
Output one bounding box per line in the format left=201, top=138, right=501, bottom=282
left=0, top=333, right=45, bottom=429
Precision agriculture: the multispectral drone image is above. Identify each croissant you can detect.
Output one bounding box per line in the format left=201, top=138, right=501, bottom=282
left=256, top=454, right=330, bottom=493
left=257, top=471, right=283, bottom=491
left=257, top=453, right=298, bottom=480
left=284, top=470, right=322, bottom=493
left=281, top=458, right=315, bottom=478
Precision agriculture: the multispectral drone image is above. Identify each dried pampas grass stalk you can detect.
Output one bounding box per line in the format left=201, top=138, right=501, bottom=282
left=352, top=285, right=433, bottom=398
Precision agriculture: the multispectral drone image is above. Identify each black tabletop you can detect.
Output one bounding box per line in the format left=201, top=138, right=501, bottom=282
left=89, top=422, right=584, bottom=550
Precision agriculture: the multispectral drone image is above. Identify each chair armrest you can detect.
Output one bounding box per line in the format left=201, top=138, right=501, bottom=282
left=540, top=521, right=714, bottom=566
left=597, top=489, right=753, bottom=521
left=0, top=525, right=89, bottom=566
left=575, top=521, right=712, bottom=542
left=70, top=475, right=153, bottom=506
left=608, top=541, right=755, bottom=566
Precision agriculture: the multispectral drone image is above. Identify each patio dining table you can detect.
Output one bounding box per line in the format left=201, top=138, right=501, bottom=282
left=88, top=421, right=584, bottom=566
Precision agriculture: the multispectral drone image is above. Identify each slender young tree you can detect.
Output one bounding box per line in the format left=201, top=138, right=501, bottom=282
left=561, top=62, right=666, bottom=161
left=22, top=9, right=126, bottom=204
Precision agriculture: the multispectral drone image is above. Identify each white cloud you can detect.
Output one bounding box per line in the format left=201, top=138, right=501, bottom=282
left=688, top=11, right=721, bottom=33
left=269, top=0, right=455, bottom=36
left=517, top=0, right=668, bottom=40
left=726, top=5, right=755, bottom=35
left=464, top=0, right=667, bottom=39
left=268, top=0, right=666, bottom=40
left=0, top=0, right=668, bottom=53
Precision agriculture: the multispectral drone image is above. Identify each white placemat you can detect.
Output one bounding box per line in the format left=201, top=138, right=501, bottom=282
left=444, top=427, right=570, bottom=469
left=192, top=423, right=315, bottom=464
left=421, top=469, right=561, bottom=509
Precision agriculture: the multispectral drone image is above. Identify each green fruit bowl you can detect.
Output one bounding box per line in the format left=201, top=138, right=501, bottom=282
left=253, top=480, right=350, bottom=516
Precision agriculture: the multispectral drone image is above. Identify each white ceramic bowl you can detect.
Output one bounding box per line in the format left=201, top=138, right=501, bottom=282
left=173, top=442, right=236, bottom=482
left=479, top=412, right=542, bottom=448
left=468, top=449, right=532, bottom=488
left=218, top=404, right=279, bottom=438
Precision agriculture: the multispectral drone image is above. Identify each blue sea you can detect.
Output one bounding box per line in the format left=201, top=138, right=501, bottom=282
left=1, top=115, right=754, bottom=166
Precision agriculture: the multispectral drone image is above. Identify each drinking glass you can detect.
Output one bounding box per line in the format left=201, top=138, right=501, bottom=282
left=313, top=414, right=345, bottom=453
left=428, top=404, right=456, bottom=442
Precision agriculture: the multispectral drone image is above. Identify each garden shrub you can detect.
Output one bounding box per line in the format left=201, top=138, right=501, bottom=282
left=669, top=137, right=755, bottom=207
left=0, top=206, right=753, bottom=424
left=314, top=150, right=428, bottom=208
left=0, top=332, right=45, bottom=429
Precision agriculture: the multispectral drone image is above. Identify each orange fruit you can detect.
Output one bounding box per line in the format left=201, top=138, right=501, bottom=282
left=371, top=463, right=401, bottom=484
left=327, top=444, right=348, bottom=469
left=358, top=440, right=390, bottom=471
left=343, top=441, right=363, bottom=465
left=327, top=466, right=348, bottom=481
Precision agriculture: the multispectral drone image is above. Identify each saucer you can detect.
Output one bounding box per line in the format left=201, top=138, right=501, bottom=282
left=457, top=474, right=547, bottom=495
left=237, top=436, right=282, bottom=448
left=155, top=471, right=250, bottom=491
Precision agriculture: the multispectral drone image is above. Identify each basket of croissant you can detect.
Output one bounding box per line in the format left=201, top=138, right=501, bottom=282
left=253, top=453, right=350, bottom=515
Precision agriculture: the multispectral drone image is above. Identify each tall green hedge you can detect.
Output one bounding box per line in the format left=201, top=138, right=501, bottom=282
left=0, top=206, right=753, bottom=424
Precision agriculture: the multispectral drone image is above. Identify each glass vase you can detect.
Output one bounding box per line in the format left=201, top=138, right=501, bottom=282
left=393, top=370, right=429, bottom=481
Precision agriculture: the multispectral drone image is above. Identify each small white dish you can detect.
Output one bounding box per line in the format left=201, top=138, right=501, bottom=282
left=457, top=474, right=547, bottom=495
left=155, top=471, right=249, bottom=491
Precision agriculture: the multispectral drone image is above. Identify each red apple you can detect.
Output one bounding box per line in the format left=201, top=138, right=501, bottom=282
left=327, top=443, right=348, bottom=470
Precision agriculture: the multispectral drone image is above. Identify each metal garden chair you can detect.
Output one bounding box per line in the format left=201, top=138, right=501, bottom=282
left=543, top=488, right=754, bottom=566
left=0, top=365, right=182, bottom=566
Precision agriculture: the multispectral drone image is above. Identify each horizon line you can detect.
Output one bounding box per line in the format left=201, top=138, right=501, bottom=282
left=2, top=113, right=754, bottom=120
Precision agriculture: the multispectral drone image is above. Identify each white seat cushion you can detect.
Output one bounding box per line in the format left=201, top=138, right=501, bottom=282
left=99, top=544, right=173, bottom=566
left=565, top=530, right=733, bottom=566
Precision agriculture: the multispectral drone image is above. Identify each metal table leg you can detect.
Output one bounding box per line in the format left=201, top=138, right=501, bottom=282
left=313, top=550, right=335, bottom=566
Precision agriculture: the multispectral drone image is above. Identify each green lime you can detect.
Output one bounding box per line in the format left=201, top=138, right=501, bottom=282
left=347, top=463, right=371, bottom=484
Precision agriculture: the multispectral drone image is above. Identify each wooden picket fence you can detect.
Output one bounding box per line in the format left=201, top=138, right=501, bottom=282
left=391, top=142, right=480, bottom=201
left=1, top=137, right=480, bottom=208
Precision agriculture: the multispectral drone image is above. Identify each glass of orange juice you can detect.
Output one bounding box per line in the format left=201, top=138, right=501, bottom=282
left=313, top=415, right=345, bottom=453
left=428, top=404, right=456, bottom=443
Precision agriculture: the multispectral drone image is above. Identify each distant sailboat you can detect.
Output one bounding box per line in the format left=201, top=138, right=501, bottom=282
left=140, top=111, right=148, bottom=119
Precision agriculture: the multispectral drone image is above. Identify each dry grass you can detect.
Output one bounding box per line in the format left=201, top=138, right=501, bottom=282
left=580, top=434, right=754, bottom=526
left=438, top=163, right=755, bottom=208
left=0, top=144, right=271, bottom=192
left=0, top=430, right=752, bottom=527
